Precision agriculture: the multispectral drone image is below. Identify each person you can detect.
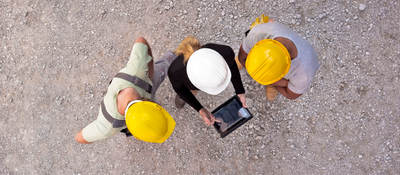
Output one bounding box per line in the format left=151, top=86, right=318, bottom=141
left=168, top=36, right=247, bottom=126
left=236, top=14, right=320, bottom=101
left=75, top=37, right=176, bottom=144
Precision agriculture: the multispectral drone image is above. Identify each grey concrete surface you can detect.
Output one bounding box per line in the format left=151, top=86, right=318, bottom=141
left=1, top=0, right=399, bottom=174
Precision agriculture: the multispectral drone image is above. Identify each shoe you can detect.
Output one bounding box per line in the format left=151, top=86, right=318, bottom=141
left=174, top=94, right=186, bottom=109
left=266, top=85, right=278, bottom=101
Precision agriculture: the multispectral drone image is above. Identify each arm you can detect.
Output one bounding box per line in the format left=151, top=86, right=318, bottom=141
left=135, top=37, right=153, bottom=57
left=167, top=59, right=204, bottom=111
left=176, top=86, right=220, bottom=126
left=271, top=78, right=301, bottom=99
left=75, top=112, right=120, bottom=144
left=202, top=43, right=247, bottom=107
left=176, top=86, right=203, bottom=112
left=271, top=78, right=289, bottom=87
left=237, top=45, right=248, bottom=67
left=224, top=47, right=248, bottom=107
left=134, top=37, right=154, bottom=79
left=275, top=86, right=301, bottom=100
left=202, top=43, right=245, bottom=94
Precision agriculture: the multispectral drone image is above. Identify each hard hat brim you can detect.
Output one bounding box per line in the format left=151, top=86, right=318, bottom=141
left=152, top=108, right=176, bottom=143
left=201, top=65, right=231, bottom=95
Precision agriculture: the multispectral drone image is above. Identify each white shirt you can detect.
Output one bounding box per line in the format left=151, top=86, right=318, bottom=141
left=242, top=22, right=320, bottom=94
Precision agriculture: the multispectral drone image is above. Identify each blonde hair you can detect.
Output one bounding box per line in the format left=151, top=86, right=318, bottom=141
left=174, top=36, right=201, bottom=64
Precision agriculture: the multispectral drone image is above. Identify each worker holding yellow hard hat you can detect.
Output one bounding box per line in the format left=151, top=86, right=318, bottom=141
left=237, top=14, right=320, bottom=100
left=75, top=37, right=176, bottom=144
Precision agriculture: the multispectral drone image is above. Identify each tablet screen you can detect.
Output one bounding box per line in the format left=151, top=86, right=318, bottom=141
left=213, top=97, right=243, bottom=132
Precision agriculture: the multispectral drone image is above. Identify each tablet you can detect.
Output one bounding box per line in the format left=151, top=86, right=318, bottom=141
left=212, top=95, right=253, bottom=138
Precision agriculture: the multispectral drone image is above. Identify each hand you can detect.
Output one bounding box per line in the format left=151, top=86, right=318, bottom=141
left=237, top=93, right=247, bottom=108
left=268, top=18, right=274, bottom=23
left=75, top=130, right=91, bottom=144
left=199, top=108, right=221, bottom=126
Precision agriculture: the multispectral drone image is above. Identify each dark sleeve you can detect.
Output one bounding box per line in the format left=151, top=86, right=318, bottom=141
left=167, top=56, right=204, bottom=112
left=202, top=43, right=245, bottom=94
left=173, top=85, right=203, bottom=112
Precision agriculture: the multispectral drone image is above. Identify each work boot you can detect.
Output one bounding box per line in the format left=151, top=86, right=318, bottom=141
left=174, top=95, right=186, bottom=109
left=265, top=85, right=278, bottom=101
left=235, top=56, right=243, bottom=70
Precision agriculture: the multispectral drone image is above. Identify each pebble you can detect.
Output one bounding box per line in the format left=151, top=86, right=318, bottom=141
left=359, top=3, right=367, bottom=11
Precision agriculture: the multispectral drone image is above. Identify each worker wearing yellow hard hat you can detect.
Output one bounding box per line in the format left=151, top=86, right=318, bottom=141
left=237, top=14, right=320, bottom=100
left=75, top=37, right=176, bottom=144
left=124, top=100, right=175, bottom=143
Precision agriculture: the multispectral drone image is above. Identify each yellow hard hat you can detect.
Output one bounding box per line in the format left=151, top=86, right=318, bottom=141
left=245, top=39, right=291, bottom=85
left=250, top=14, right=269, bottom=30
left=125, top=100, right=175, bottom=143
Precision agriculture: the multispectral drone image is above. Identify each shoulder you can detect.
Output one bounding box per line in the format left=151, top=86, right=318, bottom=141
left=286, top=60, right=313, bottom=94
left=202, top=43, right=234, bottom=60
left=167, top=55, right=188, bottom=86
left=251, top=22, right=289, bottom=33
left=168, top=55, right=185, bottom=75
left=202, top=43, right=233, bottom=52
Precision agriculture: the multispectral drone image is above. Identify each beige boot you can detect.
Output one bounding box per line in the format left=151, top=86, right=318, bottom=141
left=265, top=85, right=278, bottom=101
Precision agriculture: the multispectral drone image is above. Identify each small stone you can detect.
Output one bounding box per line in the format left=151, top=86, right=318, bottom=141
left=359, top=4, right=367, bottom=11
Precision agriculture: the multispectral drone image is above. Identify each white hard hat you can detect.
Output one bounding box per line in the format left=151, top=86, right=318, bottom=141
left=186, top=48, right=231, bottom=95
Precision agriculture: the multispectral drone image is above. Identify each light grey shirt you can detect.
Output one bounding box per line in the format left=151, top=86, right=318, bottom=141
left=242, top=22, right=320, bottom=94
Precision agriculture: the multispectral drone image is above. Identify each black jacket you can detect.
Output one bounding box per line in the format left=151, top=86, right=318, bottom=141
left=168, top=43, right=245, bottom=111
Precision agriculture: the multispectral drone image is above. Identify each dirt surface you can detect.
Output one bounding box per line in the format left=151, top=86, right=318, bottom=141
left=1, top=0, right=399, bottom=174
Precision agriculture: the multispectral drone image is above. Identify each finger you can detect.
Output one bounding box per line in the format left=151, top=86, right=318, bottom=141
left=241, top=99, right=247, bottom=108
left=207, top=120, right=212, bottom=126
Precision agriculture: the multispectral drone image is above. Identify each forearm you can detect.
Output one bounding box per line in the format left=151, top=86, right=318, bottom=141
left=275, top=86, right=301, bottom=100
left=237, top=45, right=248, bottom=67
left=226, top=48, right=245, bottom=94
left=275, top=86, right=291, bottom=99
left=271, top=79, right=289, bottom=87
left=79, top=117, right=120, bottom=143
left=175, top=87, right=203, bottom=112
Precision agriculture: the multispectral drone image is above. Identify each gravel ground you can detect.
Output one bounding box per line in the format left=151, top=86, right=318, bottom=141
left=1, top=0, right=399, bottom=174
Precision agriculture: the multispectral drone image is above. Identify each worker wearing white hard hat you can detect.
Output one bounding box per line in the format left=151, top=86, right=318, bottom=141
left=168, top=36, right=247, bottom=126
